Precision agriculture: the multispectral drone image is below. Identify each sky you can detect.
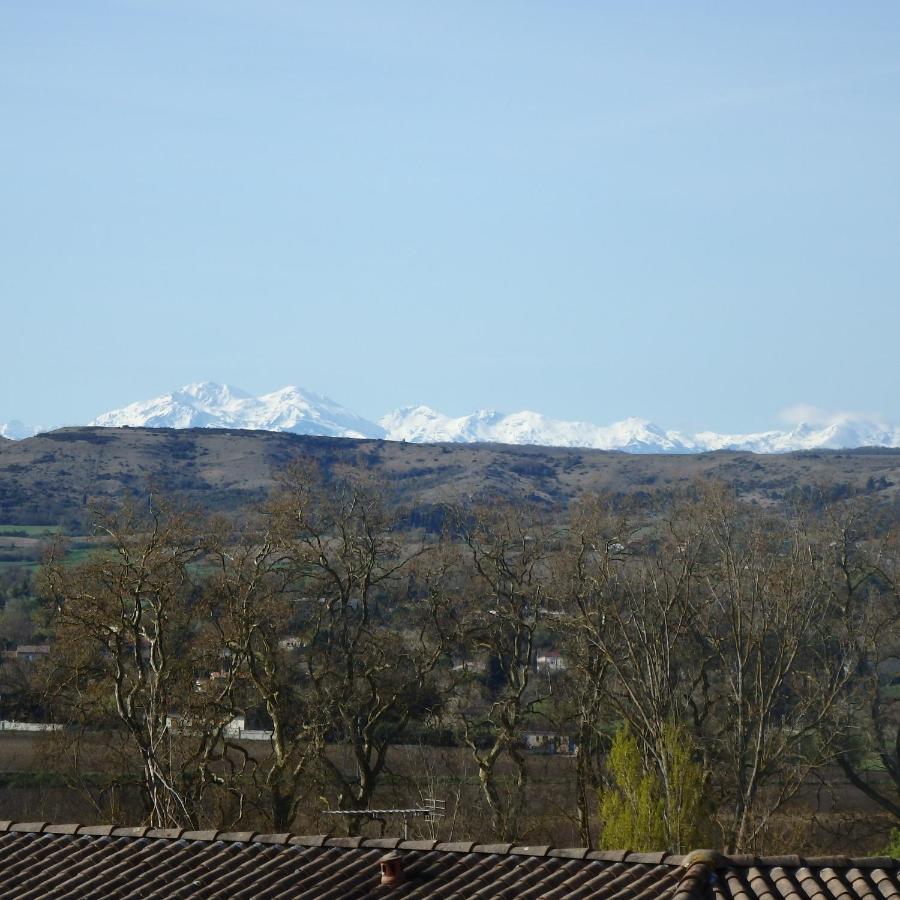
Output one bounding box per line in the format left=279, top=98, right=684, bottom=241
left=2, top=1, right=899, bottom=433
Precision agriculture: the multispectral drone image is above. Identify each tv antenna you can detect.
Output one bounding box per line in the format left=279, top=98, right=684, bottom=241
left=323, top=798, right=445, bottom=840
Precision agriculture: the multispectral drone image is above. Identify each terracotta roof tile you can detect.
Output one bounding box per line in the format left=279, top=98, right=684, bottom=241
left=287, top=833, right=329, bottom=847
left=216, top=831, right=257, bottom=842
left=515, top=858, right=593, bottom=898
left=723, top=869, right=757, bottom=900
left=359, top=837, right=402, bottom=850
left=589, top=849, right=631, bottom=862
left=181, top=829, right=220, bottom=842
left=324, top=835, right=365, bottom=849
left=471, top=842, right=514, bottom=855
left=42, top=823, right=81, bottom=835
left=7, top=822, right=47, bottom=833
left=548, top=847, right=591, bottom=859
left=111, top=826, right=151, bottom=838
left=545, top=860, right=631, bottom=899
left=628, top=852, right=670, bottom=865
left=764, top=857, right=806, bottom=870
left=436, top=840, right=477, bottom=853
left=399, top=838, right=439, bottom=851
left=0, top=821, right=895, bottom=899
left=144, top=827, right=184, bottom=840
left=75, top=824, right=117, bottom=836
left=510, top=844, right=552, bottom=857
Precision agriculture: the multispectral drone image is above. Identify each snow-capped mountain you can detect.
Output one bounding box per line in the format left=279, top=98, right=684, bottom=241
left=694, top=418, right=900, bottom=454
left=90, top=382, right=385, bottom=439
left=380, top=407, right=900, bottom=454
left=379, top=406, right=699, bottom=453
left=4, top=383, right=899, bottom=454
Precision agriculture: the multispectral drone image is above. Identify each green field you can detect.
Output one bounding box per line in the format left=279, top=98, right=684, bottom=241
left=0, top=525, right=85, bottom=570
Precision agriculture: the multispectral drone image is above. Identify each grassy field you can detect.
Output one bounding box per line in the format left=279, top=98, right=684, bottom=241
left=0, top=731, right=891, bottom=853
left=0, top=526, right=92, bottom=570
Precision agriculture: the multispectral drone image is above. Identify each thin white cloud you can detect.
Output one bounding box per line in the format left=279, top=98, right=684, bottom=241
left=777, top=404, right=884, bottom=427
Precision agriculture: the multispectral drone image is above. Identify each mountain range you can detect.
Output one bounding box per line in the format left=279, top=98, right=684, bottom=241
left=3, top=382, right=900, bottom=454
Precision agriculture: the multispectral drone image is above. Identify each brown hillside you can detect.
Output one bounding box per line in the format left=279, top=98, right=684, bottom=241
left=0, top=427, right=898, bottom=528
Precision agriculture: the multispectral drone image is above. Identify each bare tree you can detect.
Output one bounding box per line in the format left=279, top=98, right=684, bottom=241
left=824, top=507, right=900, bottom=823
left=561, top=488, right=864, bottom=852
left=561, top=495, right=711, bottom=850
left=260, top=464, right=453, bottom=834
left=452, top=502, right=555, bottom=841
left=41, top=499, right=244, bottom=828
left=552, top=497, right=628, bottom=847
left=694, top=492, right=856, bottom=851
left=203, top=520, right=316, bottom=831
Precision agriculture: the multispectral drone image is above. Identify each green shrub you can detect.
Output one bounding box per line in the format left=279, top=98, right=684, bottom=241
left=885, top=829, right=900, bottom=857
left=598, top=723, right=709, bottom=852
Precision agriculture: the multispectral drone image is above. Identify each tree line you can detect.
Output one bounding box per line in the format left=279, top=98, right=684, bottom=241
left=19, top=462, right=899, bottom=852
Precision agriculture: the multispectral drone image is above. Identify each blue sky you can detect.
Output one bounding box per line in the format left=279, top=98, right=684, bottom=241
left=2, top=1, right=899, bottom=432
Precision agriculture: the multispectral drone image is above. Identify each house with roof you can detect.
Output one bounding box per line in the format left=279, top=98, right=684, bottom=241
left=535, top=650, right=567, bottom=673
left=523, top=729, right=577, bottom=755
left=0, top=821, right=895, bottom=898
left=0, top=644, right=50, bottom=663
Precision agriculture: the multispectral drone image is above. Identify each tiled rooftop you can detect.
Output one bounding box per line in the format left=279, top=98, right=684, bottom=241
left=0, top=821, right=895, bottom=899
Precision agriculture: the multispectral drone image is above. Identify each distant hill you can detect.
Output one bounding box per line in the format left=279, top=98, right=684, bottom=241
left=0, top=427, right=898, bottom=530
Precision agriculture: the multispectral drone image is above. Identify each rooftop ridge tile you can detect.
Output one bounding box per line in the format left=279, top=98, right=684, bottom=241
left=359, top=837, right=401, bottom=850
left=845, top=857, right=898, bottom=869
left=682, top=850, right=727, bottom=868
left=216, top=831, right=257, bottom=842
left=0, top=826, right=897, bottom=899
left=144, top=827, right=184, bottom=840
left=398, top=838, right=438, bottom=851
left=181, top=829, right=220, bottom=842
left=714, top=855, right=900, bottom=870
left=0, top=821, right=897, bottom=871
left=251, top=832, right=292, bottom=845
left=43, top=824, right=81, bottom=835
left=288, top=834, right=330, bottom=847
left=75, top=824, right=117, bottom=837
left=752, top=854, right=804, bottom=868
left=8, top=822, right=48, bottom=834
left=471, top=842, right=514, bottom=855
left=510, top=844, right=552, bottom=857
left=324, top=836, right=365, bottom=848
left=548, top=847, right=591, bottom=860
left=626, top=851, right=669, bottom=864
left=587, top=849, right=630, bottom=862
left=111, top=826, right=151, bottom=838
left=435, top=840, right=477, bottom=853
left=673, top=860, right=714, bottom=900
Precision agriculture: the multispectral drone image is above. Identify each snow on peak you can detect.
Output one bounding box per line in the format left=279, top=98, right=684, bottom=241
left=90, top=383, right=385, bottom=439
left=379, top=407, right=698, bottom=452
left=693, top=415, right=900, bottom=454
left=379, top=406, right=900, bottom=453
left=7, top=385, right=898, bottom=453
left=179, top=382, right=252, bottom=406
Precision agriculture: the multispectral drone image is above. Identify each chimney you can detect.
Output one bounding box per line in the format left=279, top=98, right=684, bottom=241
left=379, top=851, right=405, bottom=887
